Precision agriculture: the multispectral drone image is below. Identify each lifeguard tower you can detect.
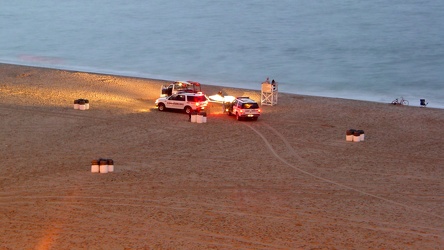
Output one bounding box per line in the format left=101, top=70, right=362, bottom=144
left=261, top=79, right=278, bottom=106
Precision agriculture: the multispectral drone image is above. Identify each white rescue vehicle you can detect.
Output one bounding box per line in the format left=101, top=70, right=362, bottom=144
left=227, top=97, right=261, bottom=121
left=160, top=81, right=202, bottom=97
left=155, top=92, right=208, bottom=114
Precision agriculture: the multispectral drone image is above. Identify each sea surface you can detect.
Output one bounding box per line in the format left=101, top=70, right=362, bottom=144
left=1, top=0, right=443, bottom=108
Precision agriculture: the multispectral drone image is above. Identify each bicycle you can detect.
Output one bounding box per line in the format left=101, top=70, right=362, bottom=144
left=391, top=96, right=409, bottom=106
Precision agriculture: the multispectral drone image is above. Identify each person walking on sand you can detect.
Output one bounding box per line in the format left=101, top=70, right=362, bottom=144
left=218, top=91, right=226, bottom=113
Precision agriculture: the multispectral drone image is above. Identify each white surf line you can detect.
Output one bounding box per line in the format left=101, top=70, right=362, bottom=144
left=246, top=123, right=444, bottom=220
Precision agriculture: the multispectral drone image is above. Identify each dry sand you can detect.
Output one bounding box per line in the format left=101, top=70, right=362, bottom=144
left=0, top=63, right=443, bottom=249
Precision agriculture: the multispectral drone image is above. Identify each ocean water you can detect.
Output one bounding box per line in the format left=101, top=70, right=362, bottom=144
left=1, top=0, right=443, bottom=108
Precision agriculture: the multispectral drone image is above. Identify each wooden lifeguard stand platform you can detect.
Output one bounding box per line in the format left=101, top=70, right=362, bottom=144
left=261, top=79, right=278, bottom=106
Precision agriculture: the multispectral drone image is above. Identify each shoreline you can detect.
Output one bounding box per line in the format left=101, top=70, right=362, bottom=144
left=2, top=62, right=442, bottom=110
left=1, top=63, right=443, bottom=249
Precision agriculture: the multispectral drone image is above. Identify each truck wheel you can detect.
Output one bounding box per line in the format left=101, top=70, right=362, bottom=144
left=158, top=103, right=165, bottom=111
left=236, top=113, right=242, bottom=121
left=184, top=106, right=192, bottom=114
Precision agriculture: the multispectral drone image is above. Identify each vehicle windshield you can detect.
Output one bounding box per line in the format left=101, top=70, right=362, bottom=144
left=242, top=103, right=259, bottom=109
left=174, top=81, right=201, bottom=93
left=187, top=95, right=207, bottom=102
left=174, top=83, right=188, bottom=92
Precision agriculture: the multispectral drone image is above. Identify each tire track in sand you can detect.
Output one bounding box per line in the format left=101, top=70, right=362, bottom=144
left=244, top=122, right=444, bottom=220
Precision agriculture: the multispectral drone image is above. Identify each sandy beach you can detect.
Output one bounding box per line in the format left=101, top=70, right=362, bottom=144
left=0, top=63, right=443, bottom=249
